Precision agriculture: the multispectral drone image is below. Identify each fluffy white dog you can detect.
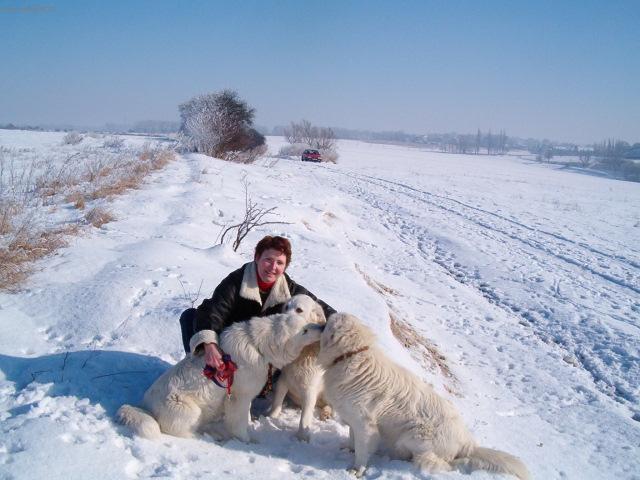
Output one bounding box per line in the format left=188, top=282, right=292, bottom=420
left=117, top=294, right=325, bottom=442
left=269, top=338, right=333, bottom=442
left=319, top=313, right=530, bottom=479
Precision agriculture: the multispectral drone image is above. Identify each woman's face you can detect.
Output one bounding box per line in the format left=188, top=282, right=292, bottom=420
left=255, top=248, right=287, bottom=283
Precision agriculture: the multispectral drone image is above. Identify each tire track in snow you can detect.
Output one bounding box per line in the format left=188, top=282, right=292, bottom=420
left=319, top=166, right=640, bottom=411
left=339, top=170, right=640, bottom=295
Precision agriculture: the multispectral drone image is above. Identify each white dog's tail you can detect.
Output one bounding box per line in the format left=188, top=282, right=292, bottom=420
left=116, top=404, right=162, bottom=439
left=453, top=446, right=530, bottom=480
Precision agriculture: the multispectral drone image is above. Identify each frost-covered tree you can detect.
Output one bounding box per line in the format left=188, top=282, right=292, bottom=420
left=178, top=90, right=264, bottom=159
left=284, top=119, right=336, bottom=151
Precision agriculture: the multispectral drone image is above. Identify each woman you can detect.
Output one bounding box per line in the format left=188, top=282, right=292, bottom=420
left=180, top=235, right=335, bottom=370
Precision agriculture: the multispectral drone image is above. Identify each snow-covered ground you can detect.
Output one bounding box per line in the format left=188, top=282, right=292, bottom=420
left=1, top=131, right=639, bottom=479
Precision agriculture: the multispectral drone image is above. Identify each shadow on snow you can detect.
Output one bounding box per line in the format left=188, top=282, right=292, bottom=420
left=0, top=350, right=170, bottom=416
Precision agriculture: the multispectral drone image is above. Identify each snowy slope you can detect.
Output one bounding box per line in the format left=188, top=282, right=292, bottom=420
left=1, top=131, right=639, bottom=479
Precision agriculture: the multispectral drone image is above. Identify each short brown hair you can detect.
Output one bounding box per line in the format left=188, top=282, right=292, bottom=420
left=254, top=235, right=292, bottom=266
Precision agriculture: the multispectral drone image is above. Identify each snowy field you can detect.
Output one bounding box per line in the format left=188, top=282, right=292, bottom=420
left=1, top=131, right=639, bottom=479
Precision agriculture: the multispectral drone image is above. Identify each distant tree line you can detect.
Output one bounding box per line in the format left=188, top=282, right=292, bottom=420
left=130, top=120, right=180, bottom=134
left=421, top=129, right=509, bottom=155
left=0, top=123, right=45, bottom=131
left=272, top=126, right=511, bottom=155
left=591, top=139, right=640, bottom=182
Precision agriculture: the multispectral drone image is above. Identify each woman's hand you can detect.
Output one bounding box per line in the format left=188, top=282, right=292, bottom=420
left=203, top=342, right=224, bottom=369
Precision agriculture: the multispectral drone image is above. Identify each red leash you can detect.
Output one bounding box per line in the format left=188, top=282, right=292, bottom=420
left=203, top=354, right=238, bottom=395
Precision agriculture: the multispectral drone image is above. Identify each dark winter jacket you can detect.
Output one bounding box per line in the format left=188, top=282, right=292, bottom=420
left=189, top=261, right=335, bottom=352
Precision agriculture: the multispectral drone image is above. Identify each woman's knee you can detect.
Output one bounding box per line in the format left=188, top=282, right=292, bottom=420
left=179, top=308, right=197, bottom=353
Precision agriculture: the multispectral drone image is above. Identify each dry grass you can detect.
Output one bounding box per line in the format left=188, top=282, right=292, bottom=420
left=354, top=262, right=460, bottom=395
left=83, top=158, right=112, bottom=182
left=322, top=211, right=338, bottom=226
left=86, top=147, right=175, bottom=200
left=0, top=200, right=20, bottom=235
left=62, top=132, right=83, bottom=145
left=388, top=310, right=460, bottom=395
left=141, top=147, right=174, bottom=169
left=85, top=206, right=115, bottom=228
left=355, top=263, right=400, bottom=296
left=87, top=174, right=142, bottom=200
left=0, top=224, right=80, bottom=291
left=65, top=192, right=86, bottom=210
left=35, top=156, right=82, bottom=201
left=0, top=141, right=176, bottom=291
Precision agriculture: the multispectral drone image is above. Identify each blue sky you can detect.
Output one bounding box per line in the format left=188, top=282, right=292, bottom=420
left=1, top=0, right=638, bottom=143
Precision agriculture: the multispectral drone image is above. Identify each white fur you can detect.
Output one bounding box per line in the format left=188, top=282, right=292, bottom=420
left=116, top=294, right=324, bottom=442
left=319, top=313, right=530, bottom=479
left=269, top=296, right=332, bottom=441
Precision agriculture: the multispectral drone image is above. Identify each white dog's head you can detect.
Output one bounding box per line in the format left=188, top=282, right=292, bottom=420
left=318, top=312, right=376, bottom=365
left=254, top=295, right=325, bottom=368
left=283, top=294, right=326, bottom=326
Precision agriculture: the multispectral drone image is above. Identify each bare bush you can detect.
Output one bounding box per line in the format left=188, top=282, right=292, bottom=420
left=284, top=119, right=338, bottom=162
left=278, top=143, right=307, bottom=157
left=219, top=180, right=291, bottom=251
left=321, top=149, right=339, bottom=163
left=83, top=157, right=112, bottom=182
left=578, top=150, right=592, bottom=168
left=1, top=151, right=39, bottom=206
left=315, top=127, right=336, bottom=151
left=62, top=132, right=83, bottom=145
left=35, top=154, right=82, bottom=201
left=178, top=278, right=204, bottom=308
left=103, top=136, right=124, bottom=150
left=285, top=119, right=336, bottom=150
left=85, top=206, right=115, bottom=228
left=224, top=143, right=268, bottom=164
left=283, top=122, right=301, bottom=144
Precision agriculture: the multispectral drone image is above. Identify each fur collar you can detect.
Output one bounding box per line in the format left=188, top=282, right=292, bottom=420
left=239, top=261, right=291, bottom=312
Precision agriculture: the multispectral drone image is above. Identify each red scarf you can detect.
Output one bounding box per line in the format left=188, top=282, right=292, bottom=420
left=257, top=273, right=275, bottom=292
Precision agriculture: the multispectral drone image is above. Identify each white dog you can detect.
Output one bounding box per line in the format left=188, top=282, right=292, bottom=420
left=319, top=313, right=530, bottom=479
left=117, top=294, right=325, bottom=442
left=269, top=339, right=333, bottom=442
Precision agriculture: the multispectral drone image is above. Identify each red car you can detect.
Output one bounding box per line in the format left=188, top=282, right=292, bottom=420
left=301, top=149, right=322, bottom=162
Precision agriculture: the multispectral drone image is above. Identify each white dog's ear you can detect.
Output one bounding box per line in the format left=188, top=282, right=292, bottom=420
left=312, top=302, right=326, bottom=325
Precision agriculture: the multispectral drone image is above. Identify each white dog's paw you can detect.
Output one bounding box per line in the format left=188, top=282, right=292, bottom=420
left=319, top=405, right=333, bottom=421
left=347, top=465, right=367, bottom=477
left=268, top=406, right=282, bottom=418
left=295, top=428, right=310, bottom=443
left=230, top=430, right=252, bottom=443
